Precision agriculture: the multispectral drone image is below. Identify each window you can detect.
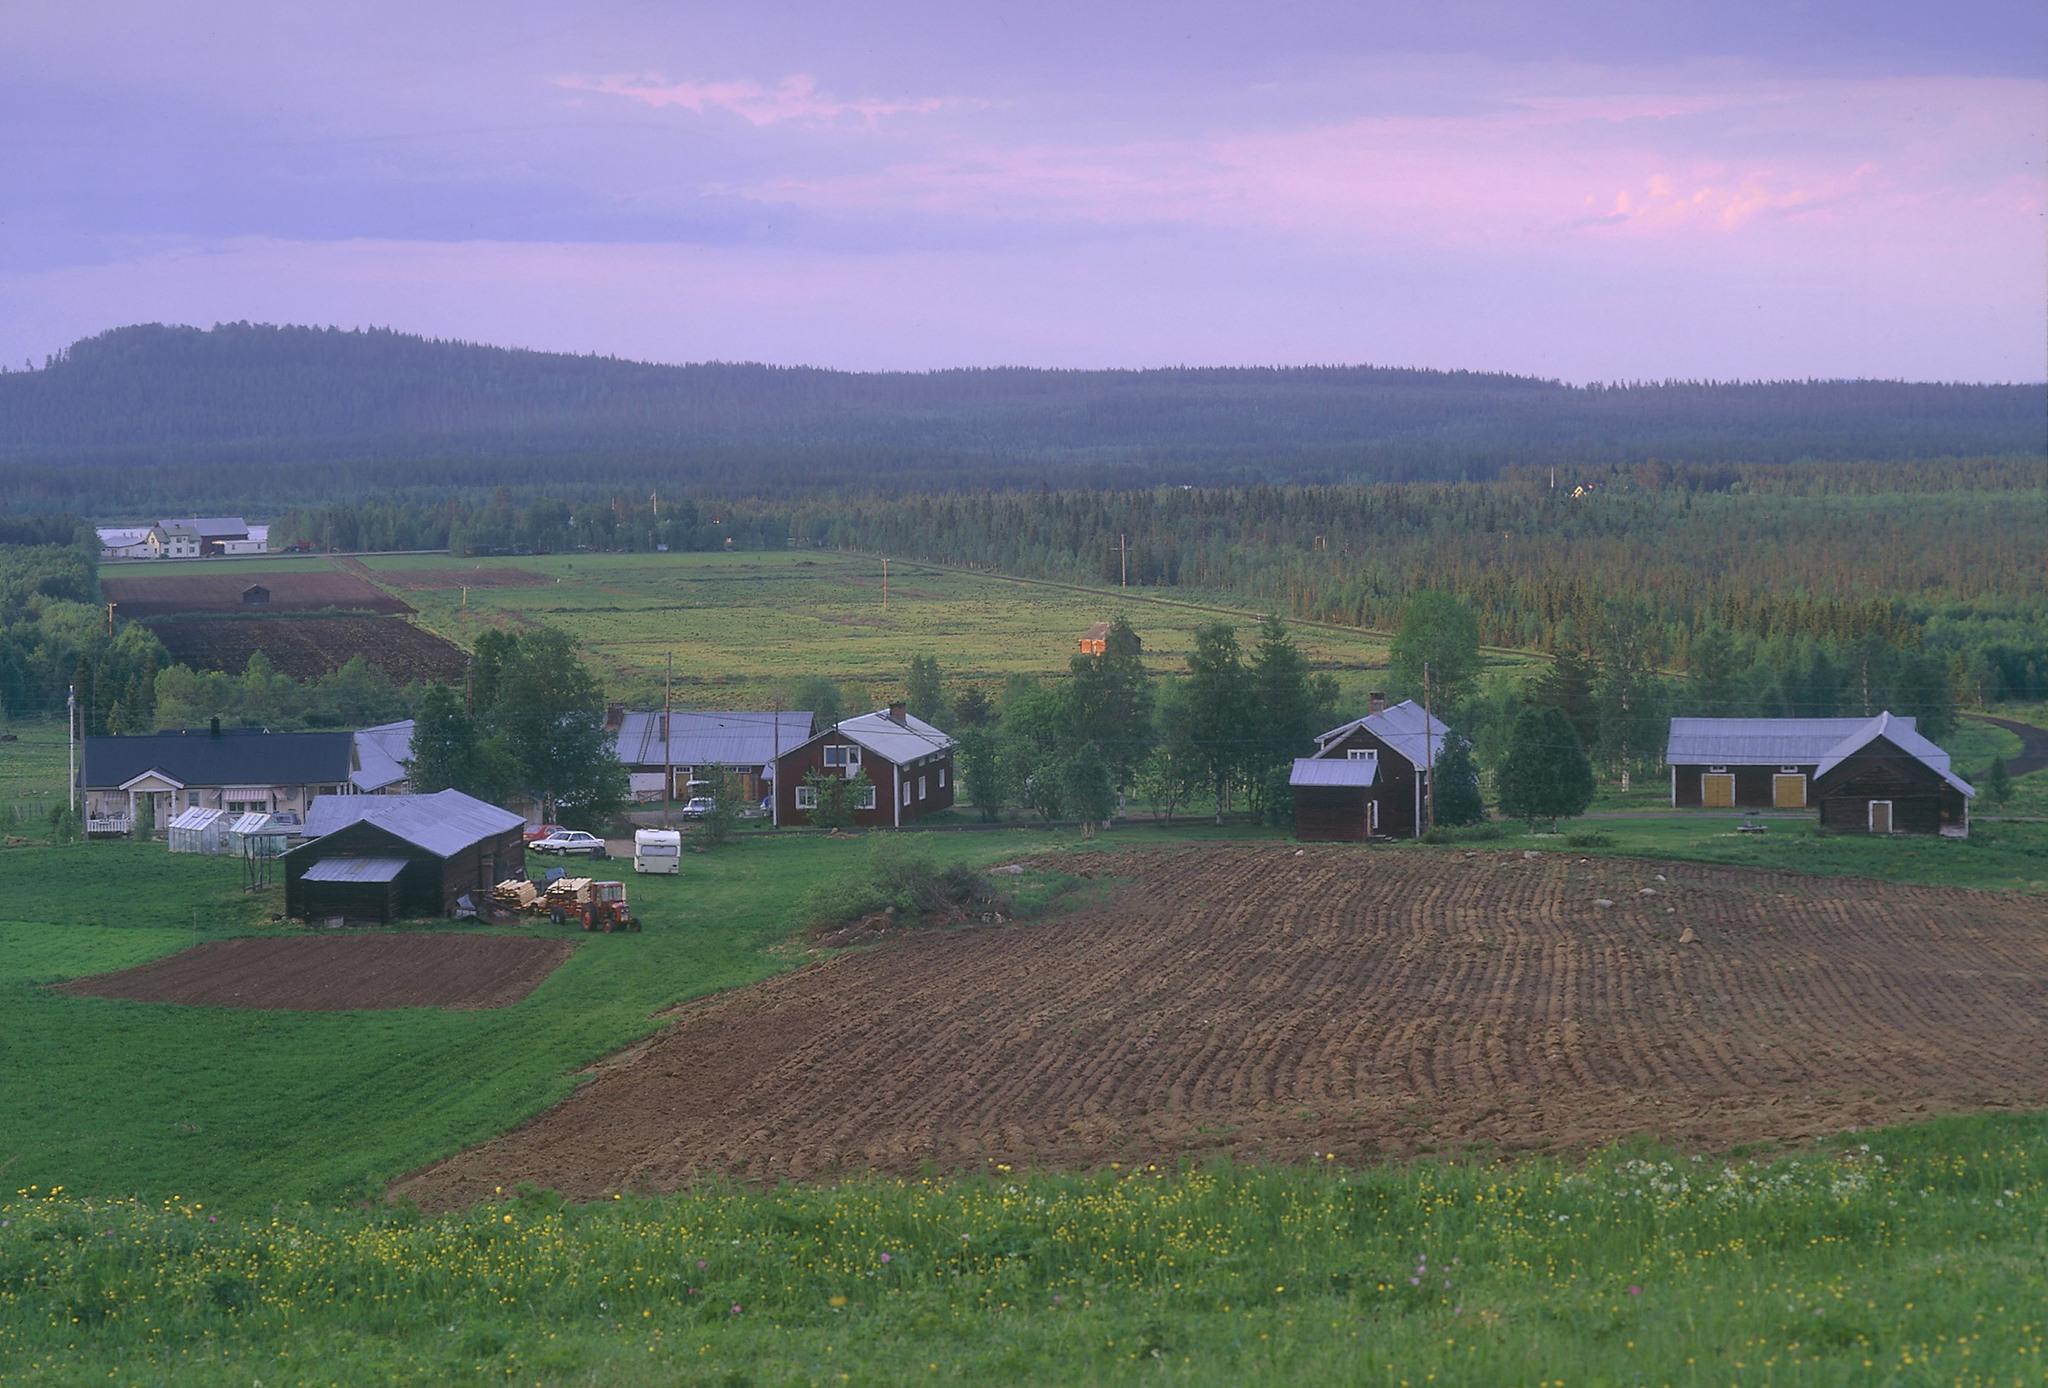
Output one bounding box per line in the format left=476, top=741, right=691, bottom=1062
left=795, top=786, right=818, bottom=810
left=823, top=745, right=862, bottom=768
left=918, top=775, right=927, bottom=800
left=857, top=785, right=877, bottom=810
left=938, top=767, right=947, bottom=788
left=1780, top=765, right=1801, bottom=774
left=1708, top=765, right=1729, bottom=774
left=1347, top=748, right=1377, bottom=762
left=902, top=781, right=912, bottom=806
left=187, top=792, right=200, bottom=808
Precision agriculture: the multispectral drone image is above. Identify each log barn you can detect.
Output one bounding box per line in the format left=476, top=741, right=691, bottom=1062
left=284, top=789, right=527, bottom=923
left=1665, top=712, right=1972, bottom=834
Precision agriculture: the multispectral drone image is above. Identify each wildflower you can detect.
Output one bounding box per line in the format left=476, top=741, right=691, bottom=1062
left=880, top=1251, right=892, bottom=1264
left=730, top=1303, right=743, bottom=1316
left=1628, top=1286, right=1642, bottom=1297
left=829, top=1295, right=848, bottom=1308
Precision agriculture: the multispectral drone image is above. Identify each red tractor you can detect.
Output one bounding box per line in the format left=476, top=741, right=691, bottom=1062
left=581, top=881, right=642, bottom=933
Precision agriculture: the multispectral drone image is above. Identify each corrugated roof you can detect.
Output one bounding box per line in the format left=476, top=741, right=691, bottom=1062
left=168, top=807, right=227, bottom=830
left=83, top=729, right=354, bottom=790
left=1665, top=716, right=1919, bottom=765
left=1812, top=712, right=1975, bottom=797
left=161, top=516, right=251, bottom=538
left=226, top=812, right=280, bottom=835
left=1314, top=699, right=1453, bottom=770
left=825, top=708, right=956, bottom=765
left=1289, top=757, right=1378, bottom=788
left=300, top=856, right=409, bottom=883
left=613, top=710, right=814, bottom=769
left=351, top=720, right=415, bottom=791
left=297, top=788, right=527, bottom=857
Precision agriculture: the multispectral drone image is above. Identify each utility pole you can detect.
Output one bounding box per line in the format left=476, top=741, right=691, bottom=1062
left=67, top=684, right=77, bottom=816
left=1422, top=660, right=1436, bottom=832
left=663, top=651, right=674, bottom=828
left=882, top=557, right=889, bottom=612
left=1119, top=533, right=1128, bottom=588
left=106, top=601, right=116, bottom=636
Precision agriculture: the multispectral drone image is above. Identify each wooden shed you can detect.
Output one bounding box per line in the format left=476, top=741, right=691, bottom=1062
left=1290, top=757, right=1379, bottom=841
left=1811, top=714, right=1974, bottom=837
left=283, top=789, right=527, bottom=922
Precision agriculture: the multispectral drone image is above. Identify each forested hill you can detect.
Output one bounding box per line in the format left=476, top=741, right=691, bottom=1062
left=2, top=323, right=2042, bottom=511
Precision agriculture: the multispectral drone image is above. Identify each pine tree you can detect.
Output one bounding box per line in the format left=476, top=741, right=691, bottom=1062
left=1984, top=756, right=2012, bottom=807
left=1497, top=707, right=1595, bottom=831
left=1432, top=730, right=1486, bottom=827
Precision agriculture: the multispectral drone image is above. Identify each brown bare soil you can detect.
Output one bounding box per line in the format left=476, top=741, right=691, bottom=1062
left=62, top=933, right=572, bottom=1011
left=394, top=848, right=2048, bottom=1209
left=103, top=572, right=412, bottom=617
left=377, top=567, right=550, bottom=590
left=147, top=616, right=469, bottom=683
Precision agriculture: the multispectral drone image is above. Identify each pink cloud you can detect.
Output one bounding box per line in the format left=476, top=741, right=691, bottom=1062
left=720, top=70, right=2044, bottom=255
left=554, top=72, right=960, bottom=127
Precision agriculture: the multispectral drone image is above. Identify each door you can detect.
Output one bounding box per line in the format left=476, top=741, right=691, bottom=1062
left=1869, top=800, right=1892, bottom=835
left=1701, top=773, right=1735, bottom=809
left=1772, top=774, right=1807, bottom=809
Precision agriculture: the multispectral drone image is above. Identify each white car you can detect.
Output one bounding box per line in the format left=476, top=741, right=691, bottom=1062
left=678, top=796, right=716, bottom=821
left=530, top=829, right=608, bottom=858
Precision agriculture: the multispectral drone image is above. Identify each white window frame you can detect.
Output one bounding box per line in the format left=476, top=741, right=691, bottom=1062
left=902, top=780, right=912, bottom=807
left=938, top=767, right=947, bottom=789
left=823, top=744, right=862, bottom=769
left=1869, top=799, right=1893, bottom=834
left=794, top=785, right=818, bottom=810
left=918, top=775, right=927, bottom=800
left=1347, top=748, right=1377, bottom=762
left=857, top=785, right=877, bottom=810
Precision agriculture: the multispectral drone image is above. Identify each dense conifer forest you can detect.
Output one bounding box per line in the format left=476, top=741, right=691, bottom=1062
left=2, top=323, right=2042, bottom=512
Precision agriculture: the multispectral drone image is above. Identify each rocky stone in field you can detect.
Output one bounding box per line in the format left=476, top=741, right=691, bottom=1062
left=1595, top=898, right=1615, bottom=908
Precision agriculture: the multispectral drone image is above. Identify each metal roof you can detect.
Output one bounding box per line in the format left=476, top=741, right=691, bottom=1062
left=83, top=729, right=354, bottom=790
left=226, top=812, right=280, bottom=835
left=168, top=807, right=227, bottom=830
left=160, top=516, right=251, bottom=538
left=1812, top=712, right=1975, bottom=797
left=613, top=710, right=814, bottom=769
left=300, top=857, right=409, bottom=883
left=820, top=708, right=956, bottom=766
left=1289, top=757, right=1378, bottom=788
left=1314, top=699, right=1453, bottom=770
left=296, top=788, right=527, bottom=857
left=1665, top=716, right=1919, bottom=765
left=351, top=720, right=415, bottom=791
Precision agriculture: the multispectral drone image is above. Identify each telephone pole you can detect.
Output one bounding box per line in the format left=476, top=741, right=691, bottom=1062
left=882, top=557, right=889, bottom=612
left=67, top=684, right=77, bottom=815
left=1119, top=533, right=1128, bottom=588
left=1422, top=660, right=1436, bottom=832
left=663, top=651, right=675, bottom=828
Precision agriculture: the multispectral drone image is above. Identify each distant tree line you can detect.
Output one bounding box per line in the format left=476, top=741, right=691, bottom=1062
left=3, top=323, right=2041, bottom=513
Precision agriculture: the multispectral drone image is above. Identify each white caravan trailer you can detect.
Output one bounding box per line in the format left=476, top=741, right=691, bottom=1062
left=633, top=828, right=682, bottom=875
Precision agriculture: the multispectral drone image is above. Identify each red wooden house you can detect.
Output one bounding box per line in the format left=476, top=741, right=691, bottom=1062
left=771, top=703, right=957, bottom=828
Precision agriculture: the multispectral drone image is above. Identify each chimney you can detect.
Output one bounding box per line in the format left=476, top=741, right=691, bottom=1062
left=887, top=700, right=908, bottom=726
left=604, top=703, right=625, bottom=732
left=210, top=716, right=221, bottom=737
left=1368, top=691, right=1386, bottom=716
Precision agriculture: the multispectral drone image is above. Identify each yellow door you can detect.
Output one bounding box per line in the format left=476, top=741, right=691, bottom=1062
left=1702, top=773, right=1735, bottom=809
left=1773, top=774, right=1806, bottom=809
left=1870, top=800, right=1892, bottom=834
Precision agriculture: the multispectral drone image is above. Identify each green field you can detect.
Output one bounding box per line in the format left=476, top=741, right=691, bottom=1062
left=4, top=1114, right=2043, bottom=1384
left=344, top=549, right=1490, bottom=708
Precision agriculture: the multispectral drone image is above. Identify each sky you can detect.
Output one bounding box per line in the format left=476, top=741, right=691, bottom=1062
left=2, top=1, right=2044, bottom=381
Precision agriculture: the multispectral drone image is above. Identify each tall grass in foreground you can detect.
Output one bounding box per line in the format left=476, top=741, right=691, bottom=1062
left=3, top=1114, right=2043, bottom=1385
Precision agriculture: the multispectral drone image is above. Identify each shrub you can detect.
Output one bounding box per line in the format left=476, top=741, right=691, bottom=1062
left=1421, top=822, right=1504, bottom=844
left=802, top=840, right=1011, bottom=929
left=1563, top=830, right=1614, bottom=848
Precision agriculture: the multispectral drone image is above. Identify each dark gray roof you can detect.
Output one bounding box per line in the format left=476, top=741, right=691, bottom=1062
left=300, top=857, right=409, bottom=883
left=297, top=788, right=526, bottom=857
left=83, top=729, right=354, bottom=789
left=1290, top=757, right=1378, bottom=788
left=1813, top=712, right=1973, bottom=797
left=162, top=516, right=251, bottom=538
left=613, top=710, right=814, bottom=768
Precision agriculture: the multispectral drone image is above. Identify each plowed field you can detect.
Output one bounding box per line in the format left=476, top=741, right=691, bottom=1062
left=62, top=933, right=572, bottom=1010
left=102, top=572, right=411, bottom=616
left=396, top=848, right=2048, bottom=1208
left=148, top=616, right=468, bottom=683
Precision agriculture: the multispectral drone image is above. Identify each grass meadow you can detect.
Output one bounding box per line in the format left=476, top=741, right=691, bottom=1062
left=3, top=1116, right=2043, bottom=1384
left=350, top=549, right=1459, bottom=708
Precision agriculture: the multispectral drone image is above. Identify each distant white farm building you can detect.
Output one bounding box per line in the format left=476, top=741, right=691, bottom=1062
left=99, top=517, right=268, bottom=560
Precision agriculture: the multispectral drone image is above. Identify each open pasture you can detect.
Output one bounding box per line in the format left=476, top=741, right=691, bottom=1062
left=397, top=844, right=2048, bottom=1207
left=102, top=569, right=411, bottom=616
left=358, top=549, right=1460, bottom=706
left=62, top=932, right=575, bottom=1011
